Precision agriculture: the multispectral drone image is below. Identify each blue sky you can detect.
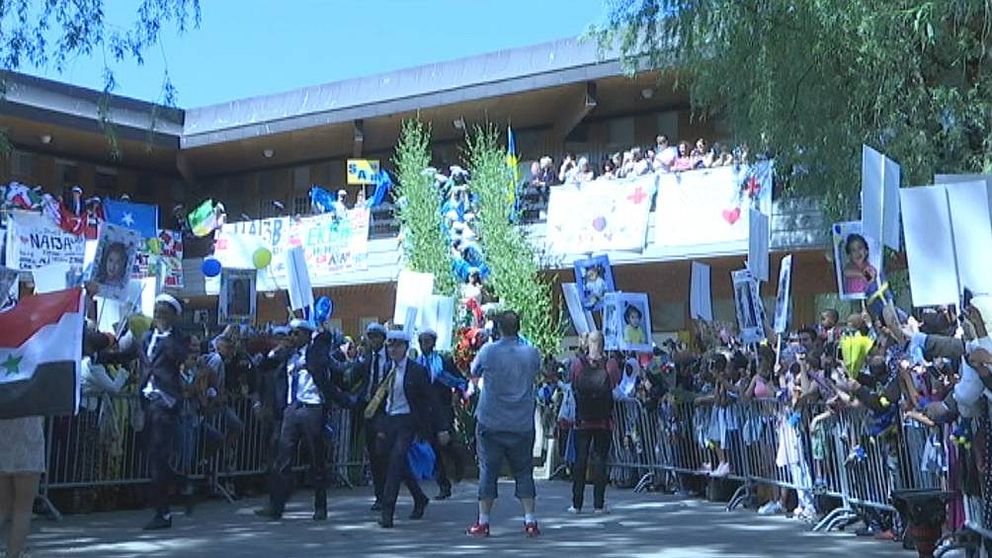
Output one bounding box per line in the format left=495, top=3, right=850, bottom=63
left=23, top=0, right=609, bottom=108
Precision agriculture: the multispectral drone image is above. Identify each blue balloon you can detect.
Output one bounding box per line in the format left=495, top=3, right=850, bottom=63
left=202, top=257, right=222, bottom=278
left=314, top=296, right=333, bottom=323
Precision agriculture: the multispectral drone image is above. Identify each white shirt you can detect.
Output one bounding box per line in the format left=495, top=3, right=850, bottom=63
left=287, top=350, right=323, bottom=405
left=386, top=359, right=411, bottom=416
left=955, top=336, right=992, bottom=418
left=142, top=328, right=177, bottom=408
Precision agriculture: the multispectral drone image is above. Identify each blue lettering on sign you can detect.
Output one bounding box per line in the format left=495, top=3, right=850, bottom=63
left=271, top=218, right=283, bottom=245
left=347, top=162, right=358, bottom=174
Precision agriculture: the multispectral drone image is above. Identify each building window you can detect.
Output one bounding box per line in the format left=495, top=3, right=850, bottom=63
left=94, top=167, right=118, bottom=197
left=10, top=150, right=33, bottom=179
left=293, top=195, right=309, bottom=216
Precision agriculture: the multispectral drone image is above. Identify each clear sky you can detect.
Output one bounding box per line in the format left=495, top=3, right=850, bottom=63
left=22, top=0, right=609, bottom=108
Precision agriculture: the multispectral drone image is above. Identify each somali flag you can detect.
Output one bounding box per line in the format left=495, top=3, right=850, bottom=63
left=103, top=199, right=159, bottom=239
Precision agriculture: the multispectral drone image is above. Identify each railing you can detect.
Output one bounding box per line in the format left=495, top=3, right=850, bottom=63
left=40, top=395, right=366, bottom=516
left=596, top=396, right=982, bottom=547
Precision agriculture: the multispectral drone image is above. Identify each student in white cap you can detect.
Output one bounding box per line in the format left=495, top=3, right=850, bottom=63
left=256, top=319, right=354, bottom=522
left=416, top=328, right=467, bottom=500
left=100, top=293, right=189, bottom=530
left=368, top=330, right=447, bottom=528
left=357, top=321, right=389, bottom=510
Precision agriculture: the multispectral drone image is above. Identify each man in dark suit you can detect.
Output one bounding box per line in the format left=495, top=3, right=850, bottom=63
left=100, top=294, right=189, bottom=530
left=369, top=330, right=448, bottom=528
left=415, top=329, right=467, bottom=500
left=255, top=319, right=355, bottom=521
left=355, top=322, right=389, bottom=511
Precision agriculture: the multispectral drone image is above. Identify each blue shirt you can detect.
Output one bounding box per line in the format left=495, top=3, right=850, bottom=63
left=472, top=336, right=541, bottom=432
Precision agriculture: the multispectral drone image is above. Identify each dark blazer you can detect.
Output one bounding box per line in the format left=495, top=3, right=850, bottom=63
left=373, top=359, right=443, bottom=439
left=354, top=347, right=389, bottom=409
left=304, top=331, right=355, bottom=410
left=417, top=353, right=461, bottom=431
left=100, top=328, right=189, bottom=404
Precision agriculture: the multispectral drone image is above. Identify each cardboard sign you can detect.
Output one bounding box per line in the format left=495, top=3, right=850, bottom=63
left=773, top=255, right=793, bottom=334
left=732, top=268, right=766, bottom=344
left=219, top=268, right=257, bottom=325
left=562, top=283, right=593, bottom=335
left=285, top=246, right=314, bottom=311
left=573, top=254, right=616, bottom=312
left=394, top=270, right=434, bottom=325
left=347, top=159, right=381, bottom=185
left=748, top=209, right=770, bottom=282
left=689, top=262, right=713, bottom=322
left=900, top=186, right=958, bottom=306
left=88, top=223, right=142, bottom=303
left=832, top=221, right=883, bottom=301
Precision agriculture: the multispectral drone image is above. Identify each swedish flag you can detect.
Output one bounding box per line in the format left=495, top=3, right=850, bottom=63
left=507, top=127, right=519, bottom=203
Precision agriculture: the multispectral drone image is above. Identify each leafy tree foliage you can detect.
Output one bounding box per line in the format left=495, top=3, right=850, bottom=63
left=465, top=125, right=561, bottom=356
left=393, top=119, right=458, bottom=297
left=594, top=0, right=992, bottom=219
left=0, top=0, right=200, bottom=155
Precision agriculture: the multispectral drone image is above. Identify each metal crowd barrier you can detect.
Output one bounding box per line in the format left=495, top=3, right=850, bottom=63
left=40, top=394, right=367, bottom=515
left=605, top=397, right=954, bottom=532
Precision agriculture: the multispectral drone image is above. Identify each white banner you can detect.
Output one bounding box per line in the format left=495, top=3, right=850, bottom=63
left=4, top=210, right=85, bottom=271
left=654, top=162, right=773, bottom=251
left=209, top=209, right=370, bottom=293
left=546, top=174, right=657, bottom=252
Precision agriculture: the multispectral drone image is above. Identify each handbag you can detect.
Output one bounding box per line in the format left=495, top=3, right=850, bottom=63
left=556, top=383, right=576, bottom=428
left=407, top=438, right=436, bottom=480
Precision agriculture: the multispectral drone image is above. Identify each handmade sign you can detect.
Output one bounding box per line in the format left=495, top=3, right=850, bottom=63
left=562, top=283, right=593, bottom=335
left=602, top=291, right=652, bottom=353
left=573, top=255, right=616, bottom=312
left=209, top=208, right=370, bottom=293
left=773, top=255, right=793, bottom=334
left=546, top=174, right=657, bottom=252
left=689, top=261, right=713, bottom=322
left=285, top=246, right=314, bottom=312
left=416, top=295, right=456, bottom=352
left=88, top=223, right=142, bottom=303
left=347, top=159, right=381, bottom=185
left=732, top=268, right=766, bottom=344
left=394, top=270, right=434, bottom=326
left=748, top=208, right=770, bottom=282
left=219, top=268, right=257, bottom=325
left=4, top=210, right=85, bottom=271
left=831, top=221, right=883, bottom=301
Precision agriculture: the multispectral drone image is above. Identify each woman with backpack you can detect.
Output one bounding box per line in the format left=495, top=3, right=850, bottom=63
left=568, top=331, right=621, bottom=514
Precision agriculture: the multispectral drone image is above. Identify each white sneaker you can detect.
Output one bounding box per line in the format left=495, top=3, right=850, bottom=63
left=711, top=462, right=731, bottom=477
left=567, top=506, right=581, bottom=514
left=593, top=506, right=610, bottom=515
left=758, top=501, right=785, bottom=515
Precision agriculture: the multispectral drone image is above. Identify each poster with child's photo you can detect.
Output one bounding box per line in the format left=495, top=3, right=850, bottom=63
left=602, top=291, right=620, bottom=350
left=219, top=268, right=257, bottom=325
left=88, top=223, right=142, bottom=303
left=609, top=292, right=652, bottom=353
left=732, top=268, right=766, bottom=344
left=832, top=221, right=883, bottom=301
left=574, top=255, right=616, bottom=312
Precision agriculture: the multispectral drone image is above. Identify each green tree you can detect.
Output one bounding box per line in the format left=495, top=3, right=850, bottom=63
left=465, top=125, right=561, bottom=356
left=593, top=0, right=992, bottom=219
left=393, top=119, right=458, bottom=297
left=0, top=0, right=201, bottom=155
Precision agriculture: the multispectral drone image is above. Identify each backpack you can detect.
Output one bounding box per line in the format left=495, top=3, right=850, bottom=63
left=574, top=359, right=614, bottom=423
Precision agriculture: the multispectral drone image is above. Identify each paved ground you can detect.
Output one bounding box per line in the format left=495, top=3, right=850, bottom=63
left=23, top=480, right=937, bottom=557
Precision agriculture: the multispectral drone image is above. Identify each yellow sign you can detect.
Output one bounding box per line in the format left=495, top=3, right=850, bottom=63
left=347, top=159, right=380, bottom=185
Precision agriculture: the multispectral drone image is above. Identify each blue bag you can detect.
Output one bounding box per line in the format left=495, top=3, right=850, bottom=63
left=407, top=439, right=436, bottom=480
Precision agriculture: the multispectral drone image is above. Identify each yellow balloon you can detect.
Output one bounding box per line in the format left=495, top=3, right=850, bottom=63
left=252, top=247, right=272, bottom=269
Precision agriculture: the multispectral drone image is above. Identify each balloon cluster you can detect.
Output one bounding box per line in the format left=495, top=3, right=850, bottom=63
left=201, top=247, right=273, bottom=278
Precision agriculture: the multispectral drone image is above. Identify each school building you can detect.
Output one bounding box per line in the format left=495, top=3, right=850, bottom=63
left=0, top=37, right=863, bottom=341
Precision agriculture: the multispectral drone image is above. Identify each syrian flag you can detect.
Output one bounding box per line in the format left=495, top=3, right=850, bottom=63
left=0, top=288, right=84, bottom=419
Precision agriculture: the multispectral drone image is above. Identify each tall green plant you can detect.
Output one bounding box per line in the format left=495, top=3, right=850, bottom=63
left=465, top=125, right=561, bottom=356
left=393, top=119, right=457, bottom=296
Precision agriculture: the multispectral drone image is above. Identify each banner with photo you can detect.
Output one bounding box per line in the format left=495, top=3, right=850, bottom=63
left=219, top=268, right=257, bottom=325
left=546, top=174, right=657, bottom=252
left=773, top=254, right=793, bottom=334
left=573, top=254, right=616, bottom=312
left=88, top=224, right=142, bottom=303
left=602, top=291, right=653, bottom=353
left=732, top=268, right=766, bottom=344
left=831, top=221, right=883, bottom=301
left=208, top=208, right=370, bottom=293
left=654, top=162, right=773, bottom=252
left=4, top=210, right=85, bottom=271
